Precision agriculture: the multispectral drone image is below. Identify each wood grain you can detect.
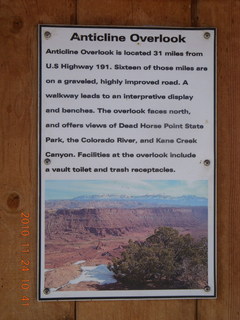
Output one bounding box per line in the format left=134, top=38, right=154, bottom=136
left=76, top=300, right=196, bottom=320
left=0, top=0, right=76, bottom=319
left=1, top=0, right=239, bottom=319
left=197, top=1, right=240, bottom=318
left=77, top=0, right=191, bottom=26
left=76, top=1, right=197, bottom=320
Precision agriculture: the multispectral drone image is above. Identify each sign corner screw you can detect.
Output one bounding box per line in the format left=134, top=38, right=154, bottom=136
left=44, top=31, right=51, bottom=39
left=204, top=285, right=211, bottom=292
left=204, top=32, right=210, bottom=39
left=43, top=288, right=50, bottom=295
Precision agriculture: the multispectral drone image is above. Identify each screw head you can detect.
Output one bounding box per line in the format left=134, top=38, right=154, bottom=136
left=44, top=158, right=51, bottom=165
left=204, top=32, right=211, bottom=39
left=204, top=285, right=211, bottom=292
left=43, top=288, right=50, bottom=295
left=44, top=31, right=51, bottom=39
left=203, top=159, right=211, bottom=166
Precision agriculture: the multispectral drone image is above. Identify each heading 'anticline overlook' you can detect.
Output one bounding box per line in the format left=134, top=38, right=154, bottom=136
left=70, top=32, right=186, bottom=43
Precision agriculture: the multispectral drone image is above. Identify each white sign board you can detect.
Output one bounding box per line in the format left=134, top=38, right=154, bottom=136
left=39, top=25, right=216, bottom=300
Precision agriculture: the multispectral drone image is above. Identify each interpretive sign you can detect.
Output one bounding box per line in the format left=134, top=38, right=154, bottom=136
left=38, top=25, right=216, bottom=300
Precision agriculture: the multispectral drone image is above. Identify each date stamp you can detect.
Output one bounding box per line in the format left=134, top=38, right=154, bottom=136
left=20, top=212, right=31, bottom=306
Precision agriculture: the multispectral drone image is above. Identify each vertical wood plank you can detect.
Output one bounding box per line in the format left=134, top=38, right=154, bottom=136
left=0, top=0, right=76, bottom=319
left=77, top=0, right=191, bottom=27
left=76, top=1, right=196, bottom=320
left=76, top=300, right=196, bottom=320
left=197, top=0, right=240, bottom=319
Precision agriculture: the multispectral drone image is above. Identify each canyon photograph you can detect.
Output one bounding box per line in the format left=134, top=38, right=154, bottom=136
left=43, top=180, right=208, bottom=293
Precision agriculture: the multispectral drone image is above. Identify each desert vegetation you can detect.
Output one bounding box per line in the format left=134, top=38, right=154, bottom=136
left=108, top=227, right=208, bottom=289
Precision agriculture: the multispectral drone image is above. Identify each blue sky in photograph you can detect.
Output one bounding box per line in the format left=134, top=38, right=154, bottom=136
left=45, top=180, right=208, bottom=200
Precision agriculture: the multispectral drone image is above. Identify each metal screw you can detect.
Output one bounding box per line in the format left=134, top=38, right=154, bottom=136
left=204, top=159, right=210, bottom=166
left=204, top=285, right=211, bottom=292
left=204, top=32, right=210, bottom=39
left=44, top=31, right=51, bottom=39
left=44, top=158, right=51, bottom=165
left=43, top=288, right=50, bottom=295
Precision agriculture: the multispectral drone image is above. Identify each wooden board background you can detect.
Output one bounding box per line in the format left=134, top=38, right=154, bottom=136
left=0, top=0, right=239, bottom=319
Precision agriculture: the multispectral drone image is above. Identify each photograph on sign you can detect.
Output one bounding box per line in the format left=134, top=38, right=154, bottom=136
left=38, top=26, right=216, bottom=300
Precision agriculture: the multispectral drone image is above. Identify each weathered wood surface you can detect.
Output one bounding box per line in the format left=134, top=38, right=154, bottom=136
left=197, top=1, right=240, bottom=319
left=0, top=0, right=239, bottom=319
left=77, top=0, right=191, bottom=26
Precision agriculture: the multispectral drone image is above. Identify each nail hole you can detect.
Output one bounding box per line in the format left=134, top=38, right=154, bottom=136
left=7, top=192, right=20, bottom=210
left=12, top=16, right=23, bottom=33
